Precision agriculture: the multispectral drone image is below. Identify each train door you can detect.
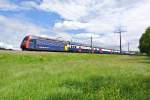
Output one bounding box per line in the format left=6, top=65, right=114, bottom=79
left=64, top=42, right=69, bottom=51
left=99, top=49, right=103, bottom=54
left=64, top=44, right=69, bottom=51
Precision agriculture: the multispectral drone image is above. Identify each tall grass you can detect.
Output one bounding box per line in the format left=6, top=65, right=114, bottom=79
left=0, top=51, right=150, bottom=100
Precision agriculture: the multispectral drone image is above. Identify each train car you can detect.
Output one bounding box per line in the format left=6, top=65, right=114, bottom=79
left=68, top=42, right=80, bottom=53
left=100, top=48, right=113, bottom=54
left=21, top=35, right=121, bottom=55
left=21, top=35, right=69, bottom=52
left=113, top=50, right=120, bottom=54
left=80, top=46, right=91, bottom=53
left=69, top=42, right=91, bottom=53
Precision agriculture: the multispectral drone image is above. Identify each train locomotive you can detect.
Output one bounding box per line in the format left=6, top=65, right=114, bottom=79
left=21, top=35, right=120, bottom=54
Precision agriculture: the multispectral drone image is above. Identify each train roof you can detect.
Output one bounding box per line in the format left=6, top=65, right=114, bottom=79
left=27, top=35, right=69, bottom=43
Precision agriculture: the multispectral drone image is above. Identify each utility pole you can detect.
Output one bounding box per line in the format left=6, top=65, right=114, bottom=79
left=91, top=36, right=93, bottom=53
left=128, top=42, right=130, bottom=52
left=119, top=30, right=122, bottom=54
left=115, top=26, right=126, bottom=54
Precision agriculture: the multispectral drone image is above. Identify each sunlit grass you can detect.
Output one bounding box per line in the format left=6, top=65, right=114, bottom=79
left=0, top=51, right=150, bottom=100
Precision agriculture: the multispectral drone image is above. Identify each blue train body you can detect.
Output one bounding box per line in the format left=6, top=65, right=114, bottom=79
left=35, top=38, right=65, bottom=51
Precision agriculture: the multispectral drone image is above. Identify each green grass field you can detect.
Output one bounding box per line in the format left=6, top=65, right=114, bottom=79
left=0, top=51, right=150, bottom=100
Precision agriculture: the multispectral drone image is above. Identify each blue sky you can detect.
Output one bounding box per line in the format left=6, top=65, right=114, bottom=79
left=0, top=0, right=150, bottom=50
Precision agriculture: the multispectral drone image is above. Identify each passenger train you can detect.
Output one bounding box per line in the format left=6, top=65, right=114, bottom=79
left=21, top=35, right=121, bottom=54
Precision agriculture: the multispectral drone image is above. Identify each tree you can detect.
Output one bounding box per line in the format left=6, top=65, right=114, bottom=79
left=139, top=27, right=150, bottom=55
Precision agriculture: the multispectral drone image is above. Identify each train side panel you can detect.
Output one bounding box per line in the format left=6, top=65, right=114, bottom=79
left=35, top=39, right=65, bottom=51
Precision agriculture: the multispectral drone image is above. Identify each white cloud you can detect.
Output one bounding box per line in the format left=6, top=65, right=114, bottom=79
left=40, top=0, right=150, bottom=51
left=0, top=0, right=19, bottom=11
left=54, top=21, right=90, bottom=31
left=0, top=0, right=40, bottom=11
left=40, top=0, right=90, bottom=20
left=0, top=42, right=13, bottom=50
left=0, top=15, right=49, bottom=50
left=18, top=1, right=40, bottom=10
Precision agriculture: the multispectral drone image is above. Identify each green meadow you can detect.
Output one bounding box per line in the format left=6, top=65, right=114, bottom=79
left=0, top=51, right=150, bottom=100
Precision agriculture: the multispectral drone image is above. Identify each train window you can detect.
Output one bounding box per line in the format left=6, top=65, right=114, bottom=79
left=23, top=40, right=27, bottom=43
left=29, top=39, right=35, bottom=43
left=24, top=37, right=29, bottom=41
left=23, top=37, right=29, bottom=42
